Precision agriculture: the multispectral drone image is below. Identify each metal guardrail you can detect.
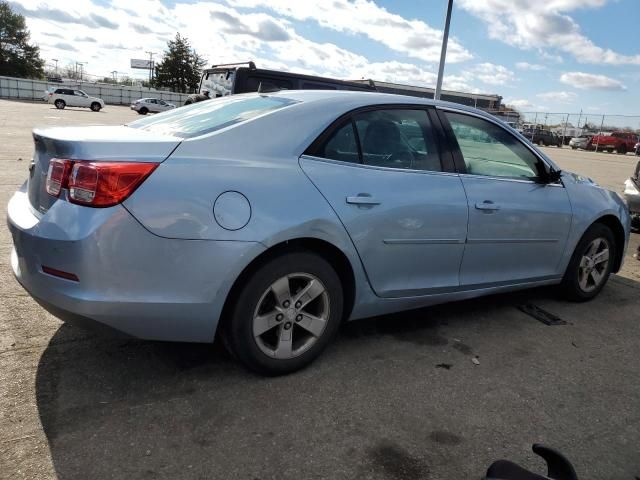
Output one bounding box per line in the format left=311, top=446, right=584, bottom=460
left=0, top=75, right=191, bottom=107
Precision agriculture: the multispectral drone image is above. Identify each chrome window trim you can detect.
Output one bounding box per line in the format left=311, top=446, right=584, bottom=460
left=300, top=154, right=459, bottom=178
left=436, top=105, right=564, bottom=187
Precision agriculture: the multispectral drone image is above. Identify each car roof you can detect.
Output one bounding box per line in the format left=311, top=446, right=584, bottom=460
left=257, top=89, right=499, bottom=119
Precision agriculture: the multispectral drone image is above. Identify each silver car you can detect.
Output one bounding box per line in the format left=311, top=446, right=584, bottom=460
left=569, top=134, right=592, bottom=150
left=131, top=98, right=176, bottom=115
left=8, top=91, right=630, bottom=375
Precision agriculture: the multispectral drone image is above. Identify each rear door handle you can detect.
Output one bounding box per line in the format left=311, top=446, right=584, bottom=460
left=346, top=194, right=380, bottom=206
left=475, top=201, right=500, bottom=211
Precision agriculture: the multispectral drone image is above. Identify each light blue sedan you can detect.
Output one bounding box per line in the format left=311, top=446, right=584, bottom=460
left=7, top=91, right=630, bottom=375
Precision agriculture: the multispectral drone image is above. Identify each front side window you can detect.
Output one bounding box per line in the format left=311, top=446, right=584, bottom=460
left=312, top=108, right=441, bottom=172
left=128, top=95, right=298, bottom=138
left=445, top=112, right=544, bottom=180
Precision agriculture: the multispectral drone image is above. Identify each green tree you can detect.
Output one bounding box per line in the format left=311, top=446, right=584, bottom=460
left=0, top=1, right=44, bottom=78
left=153, top=33, right=206, bottom=93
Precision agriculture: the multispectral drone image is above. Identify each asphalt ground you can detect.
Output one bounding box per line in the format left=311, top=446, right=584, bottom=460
left=1, top=99, right=639, bottom=480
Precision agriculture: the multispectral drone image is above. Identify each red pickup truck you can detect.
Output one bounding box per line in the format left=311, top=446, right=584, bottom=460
left=590, top=131, right=639, bottom=154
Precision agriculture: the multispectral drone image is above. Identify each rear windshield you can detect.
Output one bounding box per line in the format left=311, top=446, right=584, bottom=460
left=128, top=95, right=298, bottom=138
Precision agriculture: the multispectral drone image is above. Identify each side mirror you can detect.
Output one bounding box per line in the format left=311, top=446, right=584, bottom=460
left=544, top=168, right=562, bottom=184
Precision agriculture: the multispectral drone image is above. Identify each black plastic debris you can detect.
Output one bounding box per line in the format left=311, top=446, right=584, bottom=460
left=518, top=303, right=567, bottom=326
left=435, top=363, right=452, bottom=370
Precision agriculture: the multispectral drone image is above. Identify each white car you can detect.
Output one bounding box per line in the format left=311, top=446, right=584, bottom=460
left=47, top=88, right=105, bottom=112
left=131, top=98, right=176, bottom=115
left=569, top=134, right=592, bottom=150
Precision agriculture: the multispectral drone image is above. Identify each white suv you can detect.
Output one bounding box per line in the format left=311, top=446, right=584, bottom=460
left=131, top=98, right=176, bottom=115
left=47, top=88, right=105, bottom=112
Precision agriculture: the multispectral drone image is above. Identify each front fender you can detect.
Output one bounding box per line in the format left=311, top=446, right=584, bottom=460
left=560, top=172, right=630, bottom=272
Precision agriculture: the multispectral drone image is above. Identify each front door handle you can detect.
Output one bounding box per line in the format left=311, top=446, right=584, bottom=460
left=346, top=194, right=380, bottom=206
left=475, top=201, right=500, bottom=211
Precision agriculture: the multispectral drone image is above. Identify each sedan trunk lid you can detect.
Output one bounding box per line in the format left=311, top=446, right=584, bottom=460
left=28, top=125, right=182, bottom=214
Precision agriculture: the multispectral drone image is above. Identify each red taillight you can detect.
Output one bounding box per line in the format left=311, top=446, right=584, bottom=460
left=45, top=159, right=158, bottom=207
left=45, top=158, right=72, bottom=196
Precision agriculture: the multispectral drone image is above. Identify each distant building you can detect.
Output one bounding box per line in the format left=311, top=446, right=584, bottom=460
left=352, top=79, right=503, bottom=111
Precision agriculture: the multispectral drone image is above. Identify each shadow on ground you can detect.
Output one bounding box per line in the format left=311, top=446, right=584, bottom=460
left=35, top=283, right=640, bottom=480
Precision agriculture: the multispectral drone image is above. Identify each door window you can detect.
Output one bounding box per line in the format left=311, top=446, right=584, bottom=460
left=311, top=109, right=441, bottom=172
left=445, top=112, right=544, bottom=180
left=316, top=121, right=359, bottom=163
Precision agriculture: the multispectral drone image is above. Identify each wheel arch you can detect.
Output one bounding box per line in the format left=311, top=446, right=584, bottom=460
left=592, top=214, right=626, bottom=272
left=218, top=237, right=357, bottom=334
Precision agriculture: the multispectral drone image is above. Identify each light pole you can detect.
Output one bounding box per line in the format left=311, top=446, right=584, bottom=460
left=434, top=0, right=453, bottom=100
left=52, top=58, right=58, bottom=74
left=111, top=70, right=118, bottom=83
left=145, top=51, right=156, bottom=85
left=75, top=62, right=86, bottom=81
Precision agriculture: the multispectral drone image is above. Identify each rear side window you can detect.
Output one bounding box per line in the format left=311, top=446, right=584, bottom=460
left=317, top=121, right=359, bottom=163
left=128, top=95, right=298, bottom=138
left=310, top=108, right=441, bottom=172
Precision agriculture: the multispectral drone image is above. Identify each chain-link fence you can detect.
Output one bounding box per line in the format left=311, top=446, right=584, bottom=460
left=489, top=110, right=640, bottom=148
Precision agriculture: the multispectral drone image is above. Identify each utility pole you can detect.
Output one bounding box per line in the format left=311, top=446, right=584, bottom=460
left=434, top=0, right=453, bottom=100
left=111, top=70, right=118, bottom=83
left=75, top=62, right=86, bottom=82
left=52, top=58, right=58, bottom=74
left=145, top=51, right=156, bottom=85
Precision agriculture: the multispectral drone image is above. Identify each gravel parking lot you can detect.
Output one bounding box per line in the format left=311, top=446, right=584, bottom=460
left=1, top=99, right=639, bottom=480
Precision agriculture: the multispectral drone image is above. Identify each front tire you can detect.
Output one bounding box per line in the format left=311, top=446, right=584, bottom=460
left=560, top=224, right=615, bottom=302
left=617, top=144, right=627, bottom=155
left=225, top=251, right=343, bottom=375
left=90, top=102, right=101, bottom=112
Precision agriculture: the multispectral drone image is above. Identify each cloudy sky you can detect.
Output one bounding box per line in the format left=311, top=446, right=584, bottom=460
left=9, top=0, right=640, bottom=114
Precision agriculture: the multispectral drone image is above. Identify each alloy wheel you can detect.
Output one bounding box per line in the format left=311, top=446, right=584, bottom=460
left=578, top=237, right=610, bottom=292
left=252, top=273, right=330, bottom=359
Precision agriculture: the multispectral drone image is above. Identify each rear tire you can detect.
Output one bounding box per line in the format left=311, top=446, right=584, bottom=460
left=90, top=102, right=101, bottom=112
left=560, top=224, right=616, bottom=302
left=139, top=107, right=148, bottom=115
left=54, top=99, right=65, bottom=109
left=225, top=251, right=343, bottom=375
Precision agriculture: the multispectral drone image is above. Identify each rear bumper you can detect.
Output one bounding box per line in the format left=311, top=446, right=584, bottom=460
left=8, top=187, right=264, bottom=342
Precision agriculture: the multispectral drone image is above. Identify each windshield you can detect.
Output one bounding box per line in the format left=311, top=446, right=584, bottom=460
left=200, top=69, right=236, bottom=97
left=128, top=95, right=298, bottom=138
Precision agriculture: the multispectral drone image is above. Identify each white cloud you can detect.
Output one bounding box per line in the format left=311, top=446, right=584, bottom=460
left=536, top=91, right=577, bottom=103
left=227, top=0, right=473, bottom=63
left=515, top=62, right=545, bottom=71
left=463, top=63, right=515, bottom=86
left=560, top=72, right=626, bottom=90
left=506, top=99, right=533, bottom=109
left=457, top=0, right=640, bottom=65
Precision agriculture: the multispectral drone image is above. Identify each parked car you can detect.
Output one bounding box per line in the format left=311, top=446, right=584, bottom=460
left=131, top=98, right=176, bottom=114
left=569, top=134, right=593, bottom=150
left=624, top=159, right=640, bottom=230
left=525, top=128, right=562, bottom=147
left=47, top=88, right=104, bottom=112
left=635, top=141, right=640, bottom=156
left=590, top=131, right=638, bottom=154
left=8, top=91, right=630, bottom=375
